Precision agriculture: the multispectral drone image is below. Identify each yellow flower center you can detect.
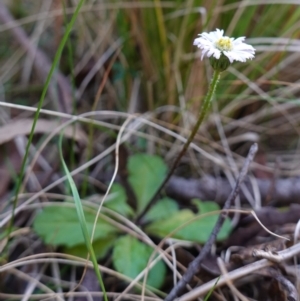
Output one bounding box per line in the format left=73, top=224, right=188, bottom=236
left=215, top=37, right=233, bottom=51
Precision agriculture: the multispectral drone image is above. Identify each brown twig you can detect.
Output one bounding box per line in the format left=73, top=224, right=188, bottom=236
left=166, top=174, right=300, bottom=207
left=164, top=143, right=258, bottom=301
left=179, top=242, right=300, bottom=301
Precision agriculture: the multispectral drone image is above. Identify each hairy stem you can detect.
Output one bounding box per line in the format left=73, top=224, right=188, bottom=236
left=137, top=70, right=221, bottom=222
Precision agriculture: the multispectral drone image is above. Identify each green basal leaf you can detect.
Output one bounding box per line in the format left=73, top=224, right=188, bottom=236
left=113, top=235, right=166, bottom=289
left=192, top=199, right=221, bottom=214
left=127, top=154, right=167, bottom=214
left=144, top=197, right=179, bottom=223
left=33, top=206, right=118, bottom=247
left=146, top=208, right=232, bottom=243
left=65, top=235, right=117, bottom=259
left=105, top=183, right=134, bottom=217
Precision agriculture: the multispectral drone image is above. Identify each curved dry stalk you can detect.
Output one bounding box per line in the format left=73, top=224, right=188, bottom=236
left=0, top=104, right=235, bottom=229
left=165, top=143, right=258, bottom=301
left=0, top=253, right=162, bottom=299
left=178, top=242, right=300, bottom=301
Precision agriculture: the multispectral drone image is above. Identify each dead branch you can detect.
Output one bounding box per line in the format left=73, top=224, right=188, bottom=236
left=164, top=143, right=258, bottom=301
left=166, top=175, right=300, bottom=206
left=178, top=242, right=300, bottom=301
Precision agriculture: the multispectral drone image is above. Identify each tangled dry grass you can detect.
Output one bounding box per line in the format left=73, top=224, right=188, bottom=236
left=1, top=1, right=300, bottom=300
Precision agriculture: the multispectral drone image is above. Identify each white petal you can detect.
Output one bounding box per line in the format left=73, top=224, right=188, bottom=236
left=233, top=36, right=246, bottom=44
left=233, top=42, right=255, bottom=51
left=223, top=52, right=234, bottom=63
left=215, top=29, right=224, bottom=38
left=193, top=28, right=255, bottom=63
left=201, top=32, right=215, bottom=43
left=212, top=49, right=221, bottom=59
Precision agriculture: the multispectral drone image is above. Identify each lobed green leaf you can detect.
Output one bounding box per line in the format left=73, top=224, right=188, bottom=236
left=128, top=154, right=167, bottom=214
left=105, top=183, right=134, bottom=217
left=113, top=235, right=166, bottom=289
left=33, top=206, right=118, bottom=247
left=146, top=202, right=231, bottom=243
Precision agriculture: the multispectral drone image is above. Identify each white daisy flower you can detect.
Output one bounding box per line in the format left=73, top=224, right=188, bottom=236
left=193, top=29, right=255, bottom=65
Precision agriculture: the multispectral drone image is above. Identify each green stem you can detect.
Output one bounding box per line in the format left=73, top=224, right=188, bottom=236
left=176, top=70, right=221, bottom=160
left=137, top=70, right=221, bottom=222
left=7, top=0, right=85, bottom=239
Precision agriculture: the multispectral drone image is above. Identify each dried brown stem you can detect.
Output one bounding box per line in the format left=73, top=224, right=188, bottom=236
left=165, top=143, right=258, bottom=301
left=166, top=175, right=300, bottom=207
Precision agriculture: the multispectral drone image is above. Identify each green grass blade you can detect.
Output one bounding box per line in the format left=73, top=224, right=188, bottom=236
left=8, top=0, right=85, bottom=239
left=58, top=132, right=108, bottom=301
left=204, top=276, right=220, bottom=301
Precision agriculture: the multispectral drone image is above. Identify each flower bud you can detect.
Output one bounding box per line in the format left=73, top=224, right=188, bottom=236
left=209, top=54, right=231, bottom=71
